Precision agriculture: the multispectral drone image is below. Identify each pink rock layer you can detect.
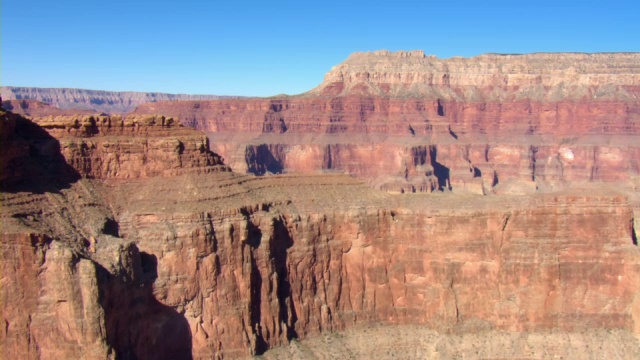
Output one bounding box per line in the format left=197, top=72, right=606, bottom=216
left=135, top=97, right=640, bottom=137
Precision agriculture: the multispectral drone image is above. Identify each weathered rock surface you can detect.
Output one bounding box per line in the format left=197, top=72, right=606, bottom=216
left=2, top=111, right=640, bottom=358
left=5, top=176, right=640, bottom=359
left=100, top=174, right=640, bottom=359
left=0, top=109, right=225, bottom=359
left=1, top=86, right=236, bottom=114
left=133, top=52, right=640, bottom=192
left=27, top=113, right=230, bottom=179
left=203, top=133, right=640, bottom=194
left=3, top=108, right=640, bottom=359
left=3, top=51, right=640, bottom=359
left=135, top=95, right=640, bottom=137
left=0, top=110, right=81, bottom=188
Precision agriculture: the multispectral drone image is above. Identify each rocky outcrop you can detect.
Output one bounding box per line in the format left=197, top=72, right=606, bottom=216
left=27, top=113, right=229, bottom=179
left=0, top=191, right=193, bottom=360
left=0, top=232, right=113, bottom=359
left=1, top=86, right=236, bottom=114
left=133, top=52, right=640, bottom=192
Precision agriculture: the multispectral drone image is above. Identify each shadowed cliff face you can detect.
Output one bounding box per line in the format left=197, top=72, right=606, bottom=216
left=0, top=109, right=206, bottom=359
left=0, top=110, right=81, bottom=192
left=23, top=113, right=231, bottom=180
left=99, top=249, right=193, bottom=360
left=100, top=173, right=640, bottom=359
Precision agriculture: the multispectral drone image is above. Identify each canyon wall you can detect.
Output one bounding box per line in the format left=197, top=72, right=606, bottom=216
left=206, top=137, right=640, bottom=194
left=3, top=51, right=640, bottom=359
left=134, top=96, right=640, bottom=137
left=1, top=86, right=236, bottom=114
left=0, top=109, right=226, bottom=359
left=309, top=51, right=640, bottom=100
left=2, top=107, right=640, bottom=358
left=133, top=52, right=640, bottom=193
left=29, top=113, right=230, bottom=179
left=1, top=99, right=96, bottom=117
left=106, top=180, right=640, bottom=358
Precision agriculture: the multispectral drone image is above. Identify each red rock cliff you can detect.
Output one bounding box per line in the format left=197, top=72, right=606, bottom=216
left=0, top=109, right=224, bottom=359
left=103, top=178, right=640, bottom=358
left=133, top=52, right=640, bottom=193
left=28, top=113, right=230, bottom=179
left=3, top=51, right=640, bottom=360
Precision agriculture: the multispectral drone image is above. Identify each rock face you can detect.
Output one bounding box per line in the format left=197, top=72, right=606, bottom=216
left=3, top=51, right=640, bottom=359
left=0, top=109, right=226, bottom=359
left=133, top=51, right=640, bottom=193
left=2, top=106, right=640, bottom=359
left=310, top=51, right=640, bottom=101
left=1, top=86, right=236, bottom=114
left=28, top=113, right=229, bottom=179
left=105, top=179, right=640, bottom=359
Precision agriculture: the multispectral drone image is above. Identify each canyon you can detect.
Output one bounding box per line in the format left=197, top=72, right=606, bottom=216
left=1, top=86, right=236, bottom=114
left=2, top=51, right=640, bottom=359
left=133, top=51, right=640, bottom=194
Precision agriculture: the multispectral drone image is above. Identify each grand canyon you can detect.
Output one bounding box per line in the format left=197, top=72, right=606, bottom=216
left=2, top=51, right=640, bottom=359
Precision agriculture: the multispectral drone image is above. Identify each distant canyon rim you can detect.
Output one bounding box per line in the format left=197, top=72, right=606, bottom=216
left=1, top=50, right=640, bottom=359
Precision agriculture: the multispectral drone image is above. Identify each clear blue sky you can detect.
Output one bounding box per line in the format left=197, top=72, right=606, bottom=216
left=2, top=1, right=638, bottom=96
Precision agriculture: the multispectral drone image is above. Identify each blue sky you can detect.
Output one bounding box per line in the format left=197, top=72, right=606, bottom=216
left=2, top=1, right=638, bottom=96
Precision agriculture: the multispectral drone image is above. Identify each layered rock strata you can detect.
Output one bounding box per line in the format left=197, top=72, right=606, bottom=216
left=103, top=176, right=640, bottom=358
left=2, top=108, right=640, bottom=358
left=27, top=113, right=230, bottom=179
left=133, top=52, right=640, bottom=193
left=1, top=86, right=235, bottom=113
left=1, top=109, right=203, bottom=359
left=204, top=133, right=640, bottom=194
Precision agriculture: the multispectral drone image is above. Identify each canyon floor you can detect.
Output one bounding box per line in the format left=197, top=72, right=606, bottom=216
left=253, top=325, right=640, bottom=360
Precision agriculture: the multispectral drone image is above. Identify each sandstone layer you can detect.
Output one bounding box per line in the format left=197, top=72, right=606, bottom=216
left=1, top=86, right=237, bottom=114
left=2, top=107, right=640, bottom=359
left=133, top=52, right=640, bottom=193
